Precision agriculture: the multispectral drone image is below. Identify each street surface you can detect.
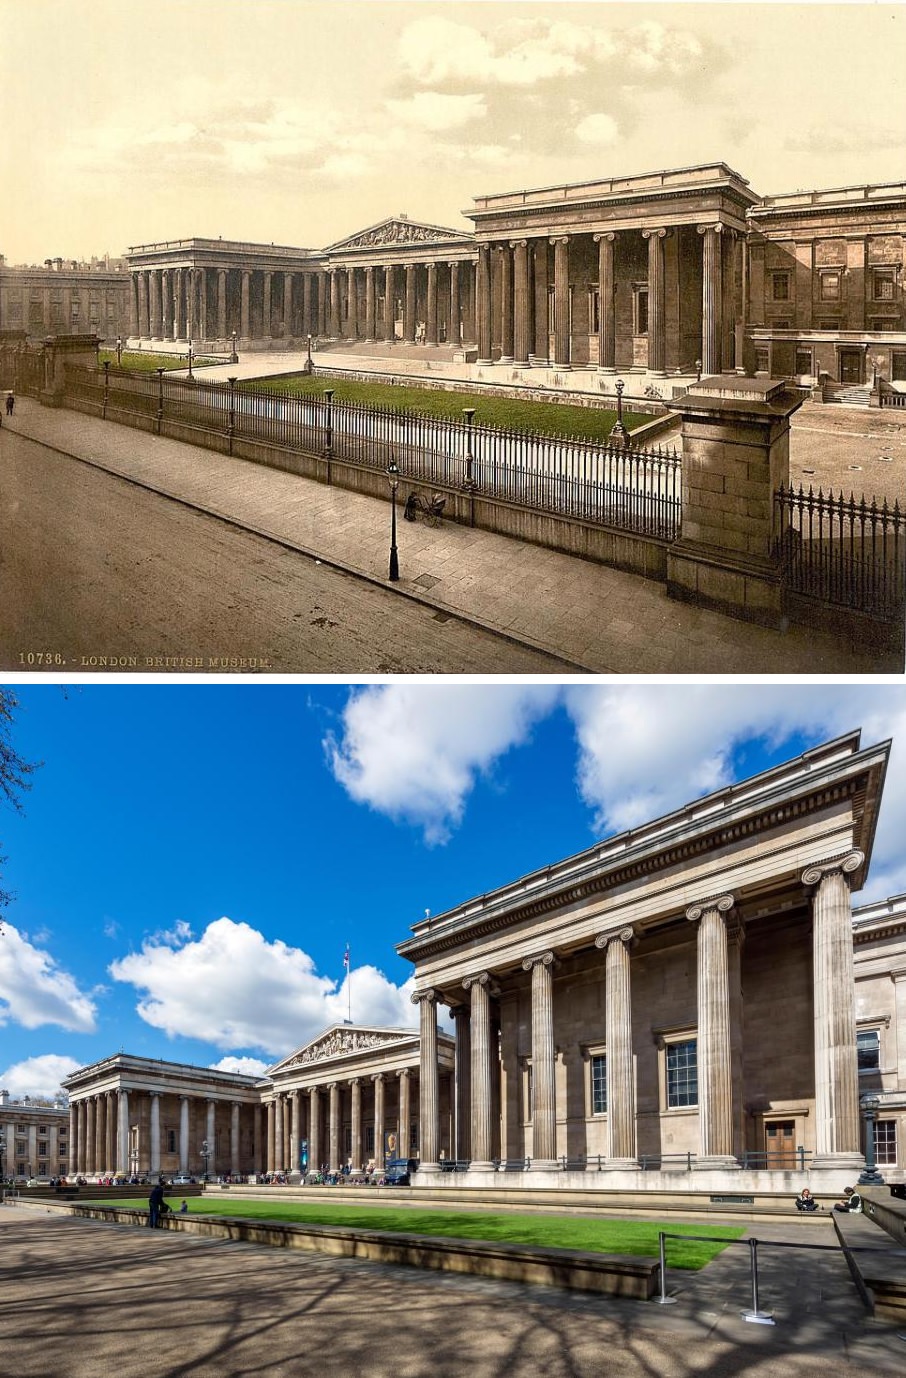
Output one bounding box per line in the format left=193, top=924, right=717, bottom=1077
left=0, top=431, right=571, bottom=675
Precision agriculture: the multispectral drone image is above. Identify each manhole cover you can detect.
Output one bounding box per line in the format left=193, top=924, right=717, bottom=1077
left=433, top=611, right=451, bottom=623
left=413, top=573, right=440, bottom=590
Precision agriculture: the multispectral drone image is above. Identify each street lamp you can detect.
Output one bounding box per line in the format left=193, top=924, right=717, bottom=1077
left=115, top=335, right=124, bottom=367
left=201, top=1138, right=210, bottom=1183
left=462, top=408, right=477, bottom=492
left=858, top=1096, right=884, bottom=1186
left=305, top=333, right=313, bottom=374
left=387, top=460, right=400, bottom=582
left=230, top=331, right=238, bottom=364
left=608, top=379, right=629, bottom=448
left=187, top=340, right=195, bottom=382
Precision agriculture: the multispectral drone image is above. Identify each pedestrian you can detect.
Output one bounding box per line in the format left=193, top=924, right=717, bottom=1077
left=148, top=1181, right=164, bottom=1228
left=6, top=392, right=15, bottom=416
left=178, top=1199, right=188, bottom=1214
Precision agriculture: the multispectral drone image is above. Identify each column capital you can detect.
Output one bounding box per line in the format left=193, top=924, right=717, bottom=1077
left=410, top=987, right=439, bottom=1007
left=549, top=235, right=570, bottom=246
left=521, top=950, right=556, bottom=972
left=509, top=239, right=528, bottom=250
left=698, top=222, right=726, bottom=237
left=398, top=1067, right=410, bottom=1081
left=593, top=231, right=617, bottom=244
left=686, top=894, right=735, bottom=923
left=371, top=1071, right=385, bottom=1084
left=801, top=850, right=864, bottom=888
left=594, top=926, right=636, bottom=951
left=642, top=227, right=670, bottom=241
left=462, top=970, right=500, bottom=996
left=349, top=1077, right=362, bottom=1088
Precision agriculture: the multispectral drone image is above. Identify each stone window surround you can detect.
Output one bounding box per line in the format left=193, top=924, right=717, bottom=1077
left=856, top=1013, right=890, bottom=1075
left=582, top=1044, right=608, bottom=1119
left=654, top=1025, right=699, bottom=1114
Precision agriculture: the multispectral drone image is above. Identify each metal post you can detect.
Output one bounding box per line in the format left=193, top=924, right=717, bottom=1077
left=187, top=341, right=194, bottom=382
left=156, top=367, right=165, bottom=435
left=742, top=1238, right=775, bottom=1324
left=462, top=407, right=477, bottom=491
left=388, top=460, right=400, bottom=582
left=324, top=389, right=334, bottom=458
left=609, top=379, right=629, bottom=447
left=656, top=1233, right=677, bottom=1305
left=102, top=359, right=110, bottom=420
left=227, top=376, right=237, bottom=456
left=230, top=331, right=238, bottom=365
left=858, top=1096, right=883, bottom=1185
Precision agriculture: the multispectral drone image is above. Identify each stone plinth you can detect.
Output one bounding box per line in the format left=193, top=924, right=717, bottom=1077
left=39, top=333, right=101, bottom=407
left=667, top=375, right=805, bottom=626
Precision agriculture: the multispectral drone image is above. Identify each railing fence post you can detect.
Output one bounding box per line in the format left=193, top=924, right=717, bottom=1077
left=742, top=1237, right=775, bottom=1324
left=656, top=1233, right=676, bottom=1305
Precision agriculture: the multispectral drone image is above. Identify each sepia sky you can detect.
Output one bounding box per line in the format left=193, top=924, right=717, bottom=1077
left=3, top=0, right=904, bottom=264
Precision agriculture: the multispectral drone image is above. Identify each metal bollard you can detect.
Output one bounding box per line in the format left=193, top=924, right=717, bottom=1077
left=742, top=1237, right=775, bottom=1324
left=656, top=1232, right=677, bottom=1305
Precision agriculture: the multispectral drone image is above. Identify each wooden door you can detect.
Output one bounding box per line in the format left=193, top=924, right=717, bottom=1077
left=765, top=1118, right=795, bottom=1167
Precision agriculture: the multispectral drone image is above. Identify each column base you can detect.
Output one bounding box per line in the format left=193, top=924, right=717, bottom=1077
left=528, top=1158, right=560, bottom=1171
left=694, top=1155, right=741, bottom=1171
left=600, top=1157, right=640, bottom=1171
left=417, top=1161, right=442, bottom=1175
left=469, top=1160, right=496, bottom=1172
left=810, top=1153, right=865, bottom=1173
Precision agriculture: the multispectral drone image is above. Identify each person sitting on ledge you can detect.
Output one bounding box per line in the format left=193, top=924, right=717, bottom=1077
left=795, top=1187, right=819, bottom=1211
left=834, top=1187, right=863, bottom=1213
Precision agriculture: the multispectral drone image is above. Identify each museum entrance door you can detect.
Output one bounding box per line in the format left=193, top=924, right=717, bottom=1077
left=839, top=349, right=864, bottom=384
left=764, top=1118, right=796, bottom=1167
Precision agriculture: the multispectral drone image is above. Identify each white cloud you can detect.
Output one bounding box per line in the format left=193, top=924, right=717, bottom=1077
left=575, top=113, right=619, bottom=146
left=326, top=684, right=558, bottom=844
left=0, top=1054, right=79, bottom=1100
left=386, top=92, right=487, bottom=132
left=209, top=1056, right=269, bottom=1079
left=0, top=926, right=98, bottom=1033
left=109, top=918, right=416, bottom=1057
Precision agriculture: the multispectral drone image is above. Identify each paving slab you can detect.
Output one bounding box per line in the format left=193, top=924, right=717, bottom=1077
left=2, top=400, right=897, bottom=675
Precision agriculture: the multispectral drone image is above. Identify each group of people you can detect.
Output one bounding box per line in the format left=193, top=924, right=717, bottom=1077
left=795, top=1186, right=863, bottom=1213
left=147, top=1180, right=190, bottom=1227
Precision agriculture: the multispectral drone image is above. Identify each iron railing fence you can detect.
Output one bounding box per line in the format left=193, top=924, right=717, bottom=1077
left=775, top=482, right=906, bottom=621
left=879, top=390, right=906, bottom=408
left=62, top=365, right=683, bottom=540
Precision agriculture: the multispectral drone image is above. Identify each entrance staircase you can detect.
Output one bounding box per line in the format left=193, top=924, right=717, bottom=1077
left=822, top=381, right=872, bottom=407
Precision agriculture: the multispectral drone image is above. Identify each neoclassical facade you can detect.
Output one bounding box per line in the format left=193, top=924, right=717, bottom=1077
left=60, top=731, right=906, bottom=1193
left=0, top=1090, right=69, bottom=1181
left=123, top=163, right=906, bottom=390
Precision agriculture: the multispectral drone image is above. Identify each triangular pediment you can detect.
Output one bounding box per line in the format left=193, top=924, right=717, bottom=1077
left=268, top=1024, right=417, bottom=1075
left=325, top=217, right=470, bottom=253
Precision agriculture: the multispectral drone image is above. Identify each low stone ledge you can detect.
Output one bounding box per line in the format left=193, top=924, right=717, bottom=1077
left=834, top=1199, right=906, bottom=1320
left=22, top=1201, right=660, bottom=1300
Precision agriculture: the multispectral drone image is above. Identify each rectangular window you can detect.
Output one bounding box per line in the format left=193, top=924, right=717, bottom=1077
left=588, top=287, right=600, bottom=335
left=820, top=272, right=841, bottom=302
left=772, top=273, right=790, bottom=301
left=875, top=1120, right=897, bottom=1166
left=409, top=1121, right=419, bottom=1156
left=591, top=1054, right=607, bottom=1115
left=38, top=1126, right=47, bottom=1135
left=873, top=269, right=896, bottom=301
left=857, top=1029, right=880, bottom=1072
left=365, top=1126, right=375, bottom=1156
left=795, top=348, right=813, bottom=375
left=525, top=1063, right=533, bottom=1122
left=666, top=1039, right=698, bottom=1108
left=635, top=287, right=649, bottom=336
left=754, top=347, right=770, bottom=373
left=16, top=1140, right=26, bottom=1155
left=892, top=352, right=906, bottom=382
left=167, top=1129, right=176, bottom=1154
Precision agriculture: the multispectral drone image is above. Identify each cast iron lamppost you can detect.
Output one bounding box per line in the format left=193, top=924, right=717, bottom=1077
left=387, top=460, right=400, bottom=582
left=230, top=331, right=238, bottom=364
left=115, top=335, right=124, bottom=366
left=857, top=1095, right=883, bottom=1186
left=608, top=379, right=629, bottom=447
left=102, top=359, right=110, bottom=420
left=156, top=367, right=165, bottom=434
left=201, top=1138, right=210, bottom=1183
left=187, top=340, right=195, bottom=382
left=462, top=408, right=477, bottom=491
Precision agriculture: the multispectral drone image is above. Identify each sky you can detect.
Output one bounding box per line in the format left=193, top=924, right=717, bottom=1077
left=3, top=1, right=905, bottom=264
left=1, top=681, right=905, bottom=1100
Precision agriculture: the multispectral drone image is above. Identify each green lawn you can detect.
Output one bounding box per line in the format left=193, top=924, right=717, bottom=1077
left=247, top=372, right=651, bottom=443
left=97, top=350, right=220, bottom=372
left=95, top=1196, right=741, bottom=1270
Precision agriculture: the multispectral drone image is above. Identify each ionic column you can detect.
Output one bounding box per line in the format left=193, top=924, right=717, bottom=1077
left=318, top=271, right=329, bottom=336
left=643, top=227, right=668, bottom=376
left=551, top=236, right=571, bottom=367
left=802, top=852, right=864, bottom=1167
left=69, top=1102, right=78, bottom=1177
left=77, top=1100, right=87, bottom=1173
left=216, top=270, right=227, bottom=339
left=261, top=272, right=272, bottom=340
left=240, top=270, right=251, bottom=341
left=161, top=271, right=172, bottom=340
left=596, top=927, right=638, bottom=1166
left=687, top=895, right=738, bottom=1168
left=398, top=1069, right=410, bottom=1159
left=403, top=265, right=416, bottom=343
left=476, top=244, right=492, bottom=363
left=498, top=245, right=514, bottom=362
left=266, top=1099, right=276, bottom=1173
left=302, top=273, right=312, bottom=337
left=274, top=1094, right=284, bottom=1172
left=137, top=273, right=149, bottom=339
left=118, top=1089, right=130, bottom=1177
left=282, top=272, right=294, bottom=337
left=448, top=262, right=460, bottom=348
left=350, top=1078, right=362, bottom=1174
left=185, top=268, right=197, bottom=342
left=512, top=240, right=530, bottom=365
left=231, top=1102, right=240, bottom=1177
left=149, top=270, right=162, bottom=339
left=85, top=1098, right=95, bottom=1177
left=328, top=1083, right=340, bottom=1173
left=173, top=269, right=184, bottom=340
left=105, top=1092, right=115, bottom=1174
left=129, top=274, right=139, bottom=337
left=309, top=1087, right=321, bottom=1171
left=533, top=240, right=549, bottom=362
left=253, top=1104, right=262, bottom=1174
left=205, top=1100, right=216, bottom=1176
left=197, top=268, right=207, bottom=342
left=95, top=1095, right=106, bottom=1176
left=179, top=1096, right=189, bottom=1174
left=463, top=971, right=498, bottom=1170
left=149, top=1096, right=159, bottom=1174
left=328, top=270, right=341, bottom=338
left=290, top=1091, right=300, bottom=1177
left=345, top=267, right=357, bottom=339
left=522, top=952, right=558, bottom=1169
left=360, top=266, right=374, bottom=342
left=699, top=223, right=724, bottom=376
left=595, top=232, right=616, bottom=372
left=383, top=265, right=396, bottom=342
left=424, top=262, right=437, bottom=346
left=451, top=1003, right=471, bottom=1162
left=413, top=989, right=440, bottom=1171
left=372, top=1073, right=385, bottom=1169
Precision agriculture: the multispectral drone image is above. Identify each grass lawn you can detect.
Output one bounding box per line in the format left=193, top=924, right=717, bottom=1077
left=97, top=1197, right=742, bottom=1270
left=97, top=350, right=220, bottom=373
left=247, top=372, right=651, bottom=443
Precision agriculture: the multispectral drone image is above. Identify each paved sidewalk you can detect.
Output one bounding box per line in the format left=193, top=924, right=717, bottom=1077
left=3, top=400, right=896, bottom=674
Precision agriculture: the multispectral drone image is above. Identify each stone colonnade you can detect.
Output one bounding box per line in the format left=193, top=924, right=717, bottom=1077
left=68, top=1090, right=257, bottom=1179
left=263, top=1068, right=421, bottom=1176
left=129, top=260, right=478, bottom=348
left=414, top=854, right=864, bottom=1172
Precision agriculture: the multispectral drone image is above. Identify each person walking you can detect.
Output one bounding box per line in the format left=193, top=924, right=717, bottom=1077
left=4, top=392, right=13, bottom=417
left=148, top=1181, right=165, bottom=1228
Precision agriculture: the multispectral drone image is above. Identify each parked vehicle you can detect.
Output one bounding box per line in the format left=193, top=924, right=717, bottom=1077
left=382, top=1158, right=418, bottom=1186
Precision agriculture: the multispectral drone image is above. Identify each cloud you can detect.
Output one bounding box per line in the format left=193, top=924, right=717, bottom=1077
left=108, top=918, right=416, bottom=1057
left=575, top=113, right=620, bottom=146
left=326, top=684, right=558, bottom=845
left=0, top=926, right=98, bottom=1033
left=0, top=1054, right=79, bottom=1100
left=386, top=92, right=487, bottom=132
left=209, top=1056, right=269, bottom=1079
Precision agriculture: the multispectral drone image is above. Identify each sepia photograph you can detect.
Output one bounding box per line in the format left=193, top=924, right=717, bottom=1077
left=1, top=0, right=904, bottom=675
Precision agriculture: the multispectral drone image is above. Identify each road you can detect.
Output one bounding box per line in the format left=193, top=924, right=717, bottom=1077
left=0, top=431, right=572, bottom=675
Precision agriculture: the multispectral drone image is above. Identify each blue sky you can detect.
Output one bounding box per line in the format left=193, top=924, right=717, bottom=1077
left=1, top=682, right=904, bottom=1098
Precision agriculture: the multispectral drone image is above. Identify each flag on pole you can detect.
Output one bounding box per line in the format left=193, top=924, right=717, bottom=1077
left=344, top=944, right=350, bottom=972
